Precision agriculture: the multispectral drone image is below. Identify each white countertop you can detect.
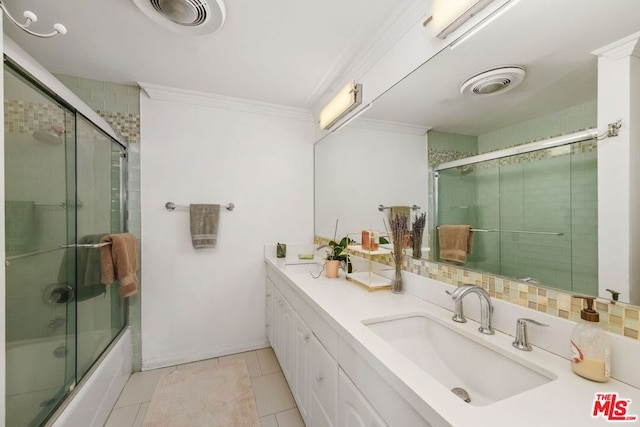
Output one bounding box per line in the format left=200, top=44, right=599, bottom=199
left=265, top=256, right=640, bottom=427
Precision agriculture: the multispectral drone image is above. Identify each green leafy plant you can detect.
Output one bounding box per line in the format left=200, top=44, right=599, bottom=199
left=325, top=236, right=353, bottom=272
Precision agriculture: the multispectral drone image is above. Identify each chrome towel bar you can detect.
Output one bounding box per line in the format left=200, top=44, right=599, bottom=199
left=378, top=204, right=420, bottom=212
left=165, top=201, right=235, bottom=211
left=437, top=226, right=563, bottom=237
left=5, top=242, right=112, bottom=265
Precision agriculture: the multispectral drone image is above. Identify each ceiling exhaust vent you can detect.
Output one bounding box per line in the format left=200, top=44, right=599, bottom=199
left=133, top=0, right=226, bottom=35
left=460, top=66, right=526, bottom=96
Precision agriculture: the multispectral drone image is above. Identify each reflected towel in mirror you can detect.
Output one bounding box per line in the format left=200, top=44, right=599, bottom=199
left=439, top=225, right=473, bottom=264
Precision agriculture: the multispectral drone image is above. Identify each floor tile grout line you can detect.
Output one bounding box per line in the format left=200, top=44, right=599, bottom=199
left=107, top=348, right=297, bottom=426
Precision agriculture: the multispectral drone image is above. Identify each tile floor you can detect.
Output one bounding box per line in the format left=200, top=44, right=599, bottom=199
left=104, top=347, right=305, bottom=427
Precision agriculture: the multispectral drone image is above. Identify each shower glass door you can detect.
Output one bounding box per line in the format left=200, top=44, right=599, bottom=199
left=75, top=115, right=127, bottom=379
left=4, top=64, right=77, bottom=426
left=436, top=141, right=598, bottom=295
left=4, top=61, right=128, bottom=426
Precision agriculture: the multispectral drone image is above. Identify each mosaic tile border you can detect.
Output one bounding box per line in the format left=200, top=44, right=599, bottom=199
left=430, top=138, right=597, bottom=171
left=315, top=235, right=640, bottom=341
left=4, top=101, right=140, bottom=146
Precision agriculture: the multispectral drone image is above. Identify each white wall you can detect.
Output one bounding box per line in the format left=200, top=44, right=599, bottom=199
left=315, top=120, right=428, bottom=240
left=140, top=87, right=314, bottom=369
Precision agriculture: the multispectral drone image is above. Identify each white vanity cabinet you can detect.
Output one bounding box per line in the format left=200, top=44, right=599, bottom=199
left=266, top=265, right=388, bottom=427
left=338, top=370, right=387, bottom=427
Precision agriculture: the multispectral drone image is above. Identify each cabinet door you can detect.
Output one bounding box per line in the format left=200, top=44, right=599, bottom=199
left=310, top=335, right=338, bottom=427
left=266, top=277, right=274, bottom=345
left=339, top=370, right=387, bottom=427
left=280, top=296, right=294, bottom=383
left=266, top=305, right=273, bottom=345
left=266, top=277, right=274, bottom=314
left=271, top=287, right=283, bottom=359
left=293, top=311, right=311, bottom=421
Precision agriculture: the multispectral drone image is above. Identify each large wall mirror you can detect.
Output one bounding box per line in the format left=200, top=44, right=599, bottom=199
left=314, top=0, right=640, bottom=304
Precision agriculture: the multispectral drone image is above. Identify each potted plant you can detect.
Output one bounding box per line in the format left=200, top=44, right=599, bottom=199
left=324, top=236, right=352, bottom=278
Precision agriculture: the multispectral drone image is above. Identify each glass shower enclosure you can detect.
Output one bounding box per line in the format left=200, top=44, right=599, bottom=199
left=4, top=60, right=127, bottom=426
left=435, top=133, right=598, bottom=296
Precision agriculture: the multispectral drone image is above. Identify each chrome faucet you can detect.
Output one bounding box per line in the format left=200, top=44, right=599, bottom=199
left=512, top=318, right=548, bottom=351
left=447, top=284, right=494, bottom=335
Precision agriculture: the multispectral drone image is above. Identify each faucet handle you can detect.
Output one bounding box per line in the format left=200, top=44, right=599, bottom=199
left=512, top=318, right=549, bottom=351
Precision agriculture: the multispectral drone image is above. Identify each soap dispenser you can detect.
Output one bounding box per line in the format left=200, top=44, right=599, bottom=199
left=570, top=296, right=610, bottom=382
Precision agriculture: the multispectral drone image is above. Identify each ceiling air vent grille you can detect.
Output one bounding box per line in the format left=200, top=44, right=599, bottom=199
left=150, top=0, right=210, bottom=26
left=460, top=66, right=526, bottom=97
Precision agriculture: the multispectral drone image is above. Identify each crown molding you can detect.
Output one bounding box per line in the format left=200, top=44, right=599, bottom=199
left=592, top=31, right=640, bottom=61
left=308, top=0, right=427, bottom=113
left=350, top=117, right=429, bottom=135
left=139, top=82, right=313, bottom=122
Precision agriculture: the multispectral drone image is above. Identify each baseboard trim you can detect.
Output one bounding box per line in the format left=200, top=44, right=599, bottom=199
left=141, top=338, right=270, bottom=371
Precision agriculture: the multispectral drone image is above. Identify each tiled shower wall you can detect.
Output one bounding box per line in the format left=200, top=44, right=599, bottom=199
left=54, top=74, right=143, bottom=371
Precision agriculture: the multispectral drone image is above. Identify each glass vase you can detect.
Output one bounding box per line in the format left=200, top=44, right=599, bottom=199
left=392, top=263, right=404, bottom=294
left=412, top=229, right=423, bottom=259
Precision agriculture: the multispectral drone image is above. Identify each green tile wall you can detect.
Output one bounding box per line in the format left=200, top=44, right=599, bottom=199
left=477, top=100, right=596, bottom=153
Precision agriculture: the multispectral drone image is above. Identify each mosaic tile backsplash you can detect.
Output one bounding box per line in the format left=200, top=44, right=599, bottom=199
left=314, top=236, right=640, bottom=341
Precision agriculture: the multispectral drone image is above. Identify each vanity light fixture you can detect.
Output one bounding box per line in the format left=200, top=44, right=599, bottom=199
left=449, top=0, right=522, bottom=49
left=318, top=81, right=363, bottom=130
left=430, top=0, right=495, bottom=39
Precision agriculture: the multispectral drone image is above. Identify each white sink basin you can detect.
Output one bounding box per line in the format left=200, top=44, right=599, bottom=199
left=364, top=314, right=556, bottom=406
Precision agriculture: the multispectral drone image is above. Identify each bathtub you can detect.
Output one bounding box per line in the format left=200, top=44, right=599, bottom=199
left=50, top=328, right=132, bottom=427
left=6, top=335, right=71, bottom=426
left=5, top=328, right=132, bottom=427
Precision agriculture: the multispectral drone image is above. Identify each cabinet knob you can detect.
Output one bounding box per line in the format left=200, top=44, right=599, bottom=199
left=303, top=334, right=310, bottom=342
left=316, top=375, right=324, bottom=383
left=266, top=293, right=271, bottom=297
left=266, top=323, right=271, bottom=327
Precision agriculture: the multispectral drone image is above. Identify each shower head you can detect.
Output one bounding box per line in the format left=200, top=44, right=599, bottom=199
left=458, top=165, right=475, bottom=175
left=32, top=126, right=64, bottom=146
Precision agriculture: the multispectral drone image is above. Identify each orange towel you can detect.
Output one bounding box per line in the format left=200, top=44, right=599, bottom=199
left=438, top=225, right=473, bottom=264
left=100, top=233, right=139, bottom=297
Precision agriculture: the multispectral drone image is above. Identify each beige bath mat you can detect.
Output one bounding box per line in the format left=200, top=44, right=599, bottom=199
left=143, top=359, right=260, bottom=427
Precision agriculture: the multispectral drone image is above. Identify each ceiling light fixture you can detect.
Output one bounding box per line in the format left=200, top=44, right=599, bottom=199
left=430, top=0, right=495, bottom=40
left=0, top=1, right=67, bottom=38
left=449, top=0, right=521, bottom=49
left=319, top=81, right=363, bottom=130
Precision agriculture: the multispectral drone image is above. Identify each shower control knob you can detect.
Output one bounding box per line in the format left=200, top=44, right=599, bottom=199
left=43, top=283, right=75, bottom=307
left=50, top=288, right=71, bottom=304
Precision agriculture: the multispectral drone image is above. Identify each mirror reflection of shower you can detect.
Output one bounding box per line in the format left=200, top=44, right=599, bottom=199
left=457, top=164, right=475, bottom=175
left=32, top=126, right=64, bottom=145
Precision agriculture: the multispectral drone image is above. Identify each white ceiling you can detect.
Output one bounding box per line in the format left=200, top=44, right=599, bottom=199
left=2, top=0, right=403, bottom=109
left=365, top=0, right=640, bottom=136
